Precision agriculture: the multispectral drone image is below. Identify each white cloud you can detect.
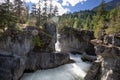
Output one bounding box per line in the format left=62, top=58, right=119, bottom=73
left=31, top=0, right=70, bottom=15
left=25, top=0, right=39, bottom=3
left=0, top=0, right=5, bottom=3
left=52, top=0, right=70, bottom=15
left=62, top=0, right=87, bottom=6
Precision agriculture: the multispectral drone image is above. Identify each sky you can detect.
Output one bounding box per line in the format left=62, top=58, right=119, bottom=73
left=0, top=0, right=112, bottom=15
left=26, top=0, right=112, bottom=15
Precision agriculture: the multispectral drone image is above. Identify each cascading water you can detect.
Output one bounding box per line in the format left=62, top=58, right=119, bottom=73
left=21, top=54, right=91, bottom=80
left=55, top=33, right=61, bottom=52
left=20, top=33, right=91, bottom=80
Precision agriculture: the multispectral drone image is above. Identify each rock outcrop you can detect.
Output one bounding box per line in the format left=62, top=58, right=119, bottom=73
left=0, top=31, right=33, bottom=56
left=58, top=27, right=95, bottom=56
left=43, top=22, right=57, bottom=52
left=0, top=24, right=69, bottom=80
left=85, top=33, right=120, bottom=80
left=0, top=54, right=26, bottom=80
left=26, top=52, right=70, bottom=70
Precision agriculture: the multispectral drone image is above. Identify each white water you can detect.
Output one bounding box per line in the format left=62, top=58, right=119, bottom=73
left=21, top=54, right=91, bottom=80
left=55, top=34, right=61, bottom=52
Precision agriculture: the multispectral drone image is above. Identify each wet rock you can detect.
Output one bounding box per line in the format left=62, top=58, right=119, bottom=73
left=85, top=62, right=101, bottom=80
left=81, top=53, right=97, bottom=62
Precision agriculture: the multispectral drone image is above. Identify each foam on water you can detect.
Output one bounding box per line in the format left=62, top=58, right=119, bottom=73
left=21, top=54, right=91, bottom=80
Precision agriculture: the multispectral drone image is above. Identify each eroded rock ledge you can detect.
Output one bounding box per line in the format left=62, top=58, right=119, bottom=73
left=85, top=33, right=120, bottom=80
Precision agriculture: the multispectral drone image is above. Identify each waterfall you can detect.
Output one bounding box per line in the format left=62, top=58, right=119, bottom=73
left=55, top=34, right=61, bottom=52
left=21, top=54, right=91, bottom=80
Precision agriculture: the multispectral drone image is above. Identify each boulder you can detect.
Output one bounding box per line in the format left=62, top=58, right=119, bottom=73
left=26, top=52, right=70, bottom=70
left=81, top=52, right=97, bottom=62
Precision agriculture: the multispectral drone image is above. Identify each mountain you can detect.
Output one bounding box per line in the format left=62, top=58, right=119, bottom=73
left=93, top=0, right=120, bottom=11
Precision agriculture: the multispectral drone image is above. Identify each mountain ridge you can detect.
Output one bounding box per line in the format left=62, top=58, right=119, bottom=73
left=93, top=0, right=120, bottom=11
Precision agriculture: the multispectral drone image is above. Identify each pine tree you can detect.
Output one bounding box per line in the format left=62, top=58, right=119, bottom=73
left=106, top=5, right=120, bottom=34
left=49, top=0, right=53, bottom=17
left=31, top=4, right=37, bottom=16
left=36, top=0, right=41, bottom=26
left=53, top=5, right=58, bottom=16
left=43, top=0, right=47, bottom=17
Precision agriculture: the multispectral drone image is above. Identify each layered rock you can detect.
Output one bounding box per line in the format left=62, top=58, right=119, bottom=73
left=58, top=27, right=95, bottom=56
left=85, top=33, right=120, bottom=80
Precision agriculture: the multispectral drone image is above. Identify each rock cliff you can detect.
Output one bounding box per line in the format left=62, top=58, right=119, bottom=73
left=0, top=23, right=70, bottom=80
left=85, top=33, right=120, bottom=80
left=58, top=27, right=95, bottom=56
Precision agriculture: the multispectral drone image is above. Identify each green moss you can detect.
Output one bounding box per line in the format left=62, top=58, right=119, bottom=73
left=33, top=35, right=42, bottom=47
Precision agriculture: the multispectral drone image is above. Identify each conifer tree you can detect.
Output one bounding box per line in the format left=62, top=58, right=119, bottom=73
left=53, top=5, right=58, bottom=16
left=49, top=0, right=53, bottom=17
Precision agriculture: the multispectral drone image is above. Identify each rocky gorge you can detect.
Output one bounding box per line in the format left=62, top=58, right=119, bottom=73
left=0, top=22, right=120, bottom=80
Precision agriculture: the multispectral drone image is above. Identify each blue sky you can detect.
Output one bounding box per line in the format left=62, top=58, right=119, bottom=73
left=65, top=0, right=112, bottom=13
left=25, top=0, right=112, bottom=15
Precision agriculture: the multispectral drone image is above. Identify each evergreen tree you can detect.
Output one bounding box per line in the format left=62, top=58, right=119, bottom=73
left=53, top=5, right=58, bottom=16
left=49, top=0, right=53, bottom=17
left=84, top=15, right=91, bottom=30
left=106, top=5, right=120, bottom=34
left=36, top=0, right=41, bottom=26
left=0, top=1, right=17, bottom=31
left=43, top=0, right=47, bottom=17
left=31, top=4, right=37, bottom=16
